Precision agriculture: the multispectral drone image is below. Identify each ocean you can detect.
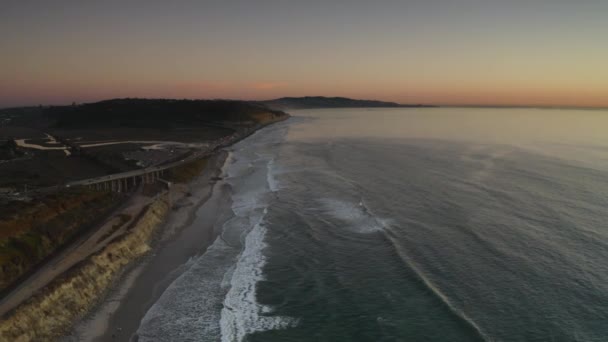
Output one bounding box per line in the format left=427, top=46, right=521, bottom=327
left=136, top=108, right=608, bottom=341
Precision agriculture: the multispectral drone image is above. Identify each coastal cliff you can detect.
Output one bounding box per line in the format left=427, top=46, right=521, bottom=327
left=0, top=189, right=122, bottom=292
left=0, top=195, right=170, bottom=341
left=0, top=102, right=289, bottom=341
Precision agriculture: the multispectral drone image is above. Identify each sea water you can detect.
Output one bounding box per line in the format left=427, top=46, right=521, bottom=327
left=138, top=107, right=608, bottom=341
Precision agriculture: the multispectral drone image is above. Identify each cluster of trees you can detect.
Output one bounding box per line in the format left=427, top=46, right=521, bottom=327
left=0, top=139, right=22, bottom=161
left=46, top=99, right=286, bottom=129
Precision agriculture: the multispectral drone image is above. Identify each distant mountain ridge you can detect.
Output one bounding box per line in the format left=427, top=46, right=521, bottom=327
left=261, top=96, right=435, bottom=110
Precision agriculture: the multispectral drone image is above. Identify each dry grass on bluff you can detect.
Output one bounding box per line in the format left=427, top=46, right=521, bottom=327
left=0, top=196, right=170, bottom=342
left=0, top=188, right=124, bottom=292
left=166, top=157, right=208, bottom=183
left=251, top=111, right=280, bottom=124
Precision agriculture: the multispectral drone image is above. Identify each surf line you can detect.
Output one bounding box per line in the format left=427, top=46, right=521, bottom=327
left=382, top=229, right=492, bottom=342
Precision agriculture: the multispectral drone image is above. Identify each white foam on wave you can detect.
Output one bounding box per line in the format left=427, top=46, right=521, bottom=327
left=228, top=165, right=271, bottom=217
left=220, top=148, right=297, bottom=341
left=320, top=198, right=391, bottom=233
left=136, top=236, right=238, bottom=341
left=460, top=145, right=514, bottom=184
left=137, top=120, right=293, bottom=342
left=220, top=215, right=298, bottom=342
left=266, top=158, right=280, bottom=192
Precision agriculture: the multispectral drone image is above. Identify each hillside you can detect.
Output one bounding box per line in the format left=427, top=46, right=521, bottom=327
left=1, top=99, right=286, bottom=131
left=261, top=96, right=435, bottom=110
left=46, top=99, right=285, bottom=129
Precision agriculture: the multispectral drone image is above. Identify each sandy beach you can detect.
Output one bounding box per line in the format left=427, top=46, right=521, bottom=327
left=64, top=150, right=233, bottom=341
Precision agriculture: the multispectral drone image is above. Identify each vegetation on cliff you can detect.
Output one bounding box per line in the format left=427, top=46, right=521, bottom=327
left=0, top=188, right=123, bottom=292
left=167, top=157, right=209, bottom=183
left=0, top=195, right=170, bottom=342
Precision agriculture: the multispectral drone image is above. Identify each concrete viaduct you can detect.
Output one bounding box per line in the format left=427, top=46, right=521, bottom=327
left=83, top=169, right=168, bottom=192
left=62, top=131, right=241, bottom=193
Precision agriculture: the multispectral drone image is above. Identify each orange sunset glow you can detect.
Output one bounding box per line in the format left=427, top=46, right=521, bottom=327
left=1, top=1, right=607, bottom=108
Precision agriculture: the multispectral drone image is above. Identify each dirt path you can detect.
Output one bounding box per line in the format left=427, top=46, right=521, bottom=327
left=14, top=133, right=71, bottom=156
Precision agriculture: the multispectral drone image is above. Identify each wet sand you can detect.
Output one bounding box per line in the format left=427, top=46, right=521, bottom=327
left=64, top=151, right=234, bottom=341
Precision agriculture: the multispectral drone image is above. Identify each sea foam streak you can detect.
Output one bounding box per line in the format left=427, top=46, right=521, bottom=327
left=220, top=126, right=297, bottom=341
left=137, top=123, right=294, bottom=342
left=266, top=158, right=280, bottom=192
left=136, top=237, right=237, bottom=341
left=320, top=198, right=390, bottom=233
left=220, top=213, right=297, bottom=342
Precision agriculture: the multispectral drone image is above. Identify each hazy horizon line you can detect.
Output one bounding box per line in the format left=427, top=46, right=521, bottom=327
left=1, top=96, right=607, bottom=112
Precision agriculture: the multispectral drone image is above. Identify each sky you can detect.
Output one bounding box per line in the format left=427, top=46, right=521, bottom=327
left=1, top=0, right=607, bottom=108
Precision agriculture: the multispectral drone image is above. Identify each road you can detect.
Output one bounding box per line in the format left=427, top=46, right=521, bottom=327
left=65, top=133, right=239, bottom=188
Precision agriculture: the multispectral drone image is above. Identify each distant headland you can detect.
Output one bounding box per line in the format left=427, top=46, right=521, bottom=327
left=260, top=96, right=436, bottom=110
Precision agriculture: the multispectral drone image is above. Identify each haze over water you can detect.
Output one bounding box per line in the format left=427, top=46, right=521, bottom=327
left=138, top=107, right=608, bottom=341
left=289, top=108, right=608, bottom=165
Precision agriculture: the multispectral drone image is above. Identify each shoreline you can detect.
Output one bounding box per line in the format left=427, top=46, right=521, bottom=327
left=0, top=115, right=289, bottom=342
left=66, top=150, right=232, bottom=341
left=80, top=117, right=291, bottom=341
